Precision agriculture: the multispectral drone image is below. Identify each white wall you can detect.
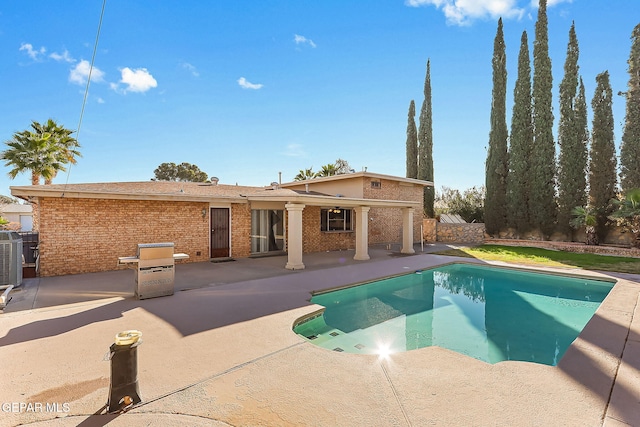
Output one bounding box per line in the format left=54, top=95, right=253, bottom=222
left=1, top=203, right=33, bottom=230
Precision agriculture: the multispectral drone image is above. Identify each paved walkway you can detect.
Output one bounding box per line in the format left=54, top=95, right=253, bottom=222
left=1, top=244, right=639, bottom=426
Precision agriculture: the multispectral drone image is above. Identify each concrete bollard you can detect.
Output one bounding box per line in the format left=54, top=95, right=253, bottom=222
left=107, top=330, right=142, bottom=413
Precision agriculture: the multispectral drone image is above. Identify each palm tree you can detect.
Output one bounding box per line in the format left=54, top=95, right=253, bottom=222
left=315, top=163, right=337, bottom=178
left=36, top=119, right=81, bottom=184
left=609, top=188, right=640, bottom=248
left=294, top=167, right=315, bottom=181
left=1, top=119, right=80, bottom=185
left=570, top=205, right=598, bottom=245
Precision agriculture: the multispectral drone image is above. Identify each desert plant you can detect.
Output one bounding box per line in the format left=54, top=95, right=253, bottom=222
left=570, top=206, right=598, bottom=245
left=609, top=188, right=640, bottom=248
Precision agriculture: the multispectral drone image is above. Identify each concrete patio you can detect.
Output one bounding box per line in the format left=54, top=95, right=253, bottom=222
left=1, top=244, right=639, bottom=426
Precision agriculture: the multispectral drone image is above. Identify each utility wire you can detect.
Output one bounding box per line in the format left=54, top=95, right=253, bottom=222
left=62, top=0, right=107, bottom=196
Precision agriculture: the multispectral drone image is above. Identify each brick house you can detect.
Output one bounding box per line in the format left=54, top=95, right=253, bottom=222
left=10, top=171, right=432, bottom=277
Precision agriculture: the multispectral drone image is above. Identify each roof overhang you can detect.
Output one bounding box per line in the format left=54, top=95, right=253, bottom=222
left=9, top=186, right=249, bottom=203
left=279, top=171, right=433, bottom=187
left=247, top=193, right=421, bottom=209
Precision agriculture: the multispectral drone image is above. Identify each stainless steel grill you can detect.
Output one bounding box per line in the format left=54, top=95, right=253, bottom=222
left=118, top=243, right=189, bottom=299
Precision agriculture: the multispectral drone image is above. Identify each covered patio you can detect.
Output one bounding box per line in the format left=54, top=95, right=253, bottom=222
left=247, top=191, right=420, bottom=270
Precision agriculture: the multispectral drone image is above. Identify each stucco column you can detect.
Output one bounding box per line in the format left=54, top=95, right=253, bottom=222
left=401, top=207, right=415, bottom=254
left=285, top=203, right=305, bottom=270
left=353, top=206, right=370, bottom=261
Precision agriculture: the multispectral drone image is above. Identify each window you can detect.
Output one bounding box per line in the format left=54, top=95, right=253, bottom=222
left=321, top=208, right=353, bottom=231
left=371, top=181, right=381, bottom=189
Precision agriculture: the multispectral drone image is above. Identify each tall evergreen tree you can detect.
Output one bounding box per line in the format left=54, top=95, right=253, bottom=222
left=406, top=100, right=418, bottom=179
left=557, top=23, right=587, bottom=237
left=418, top=59, right=435, bottom=217
left=507, top=31, right=534, bottom=236
left=530, top=0, right=557, bottom=238
left=575, top=76, right=589, bottom=184
left=589, top=71, right=617, bottom=242
left=485, top=18, right=509, bottom=236
left=620, top=23, right=640, bottom=193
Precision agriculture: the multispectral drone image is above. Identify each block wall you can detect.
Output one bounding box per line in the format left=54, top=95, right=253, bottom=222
left=436, top=223, right=486, bottom=243
left=38, top=198, right=210, bottom=276
left=423, top=218, right=437, bottom=243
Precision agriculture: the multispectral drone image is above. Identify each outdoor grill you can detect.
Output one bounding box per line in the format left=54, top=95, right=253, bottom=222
left=118, top=243, right=189, bottom=300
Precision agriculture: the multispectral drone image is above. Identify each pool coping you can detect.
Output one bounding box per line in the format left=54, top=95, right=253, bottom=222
left=294, top=258, right=640, bottom=425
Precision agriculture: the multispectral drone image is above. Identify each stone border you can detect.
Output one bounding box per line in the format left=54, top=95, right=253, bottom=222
left=486, top=238, right=640, bottom=258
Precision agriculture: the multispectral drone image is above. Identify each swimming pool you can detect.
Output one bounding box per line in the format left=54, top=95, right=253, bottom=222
left=293, top=263, right=614, bottom=365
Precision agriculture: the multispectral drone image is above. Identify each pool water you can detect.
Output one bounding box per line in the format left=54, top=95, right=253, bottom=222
left=294, top=263, right=614, bottom=365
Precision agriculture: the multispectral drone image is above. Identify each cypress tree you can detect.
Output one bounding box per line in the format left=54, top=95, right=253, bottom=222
left=418, top=59, right=435, bottom=217
left=530, top=0, right=557, bottom=238
left=406, top=100, right=418, bottom=179
left=557, top=23, right=587, bottom=237
left=589, top=71, right=617, bottom=242
left=485, top=18, right=509, bottom=236
left=620, top=24, right=640, bottom=193
left=575, top=76, right=589, bottom=186
left=507, top=31, right=534, bottom=236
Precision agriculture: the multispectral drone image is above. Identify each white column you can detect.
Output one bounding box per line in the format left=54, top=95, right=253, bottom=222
left=353, top=206, right=370, bottom=261
left=285, top=203, right=305, bottom=270
left=401, top=207, right=415, bottom=254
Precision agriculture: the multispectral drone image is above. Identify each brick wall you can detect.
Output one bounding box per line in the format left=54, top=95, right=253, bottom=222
left=301, top=206, right=356, bottom=252
left=38, top=198, right=210, bottom=276
left=231, top=203, right=251, bottom=258
left=362, top=177, right=424, bottom=243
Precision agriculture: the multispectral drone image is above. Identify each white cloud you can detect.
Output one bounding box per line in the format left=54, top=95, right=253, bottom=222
left=97, top=97, right=105, bottom=104
left=50, top=49, right=75, bottom=63
left=407, top=0, right=525, bottom=26
left=282, top=143, right=306, bottom=157
left=116, top=67, right=158, bottom=93
left=19, top=43, right=46, bottom=60
left=237, top=77, right=263, bottom=90
left=69, top=60, right=105, bottom=85
left=180, top=61, right=199, bottom=77
left=294, top=34, right=317, bottom=48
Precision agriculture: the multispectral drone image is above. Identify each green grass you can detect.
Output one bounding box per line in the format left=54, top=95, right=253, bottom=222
left=432, top=244, right=640, bottom=274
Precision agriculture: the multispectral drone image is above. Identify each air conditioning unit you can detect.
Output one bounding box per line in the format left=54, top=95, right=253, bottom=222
left=0, top=231, right=23, bottom=287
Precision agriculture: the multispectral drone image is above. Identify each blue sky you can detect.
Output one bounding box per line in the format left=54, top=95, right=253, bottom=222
left=0, top=0, right=638, bottom=198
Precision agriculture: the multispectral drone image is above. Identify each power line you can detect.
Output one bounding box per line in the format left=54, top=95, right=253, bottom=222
left=62, top=0, right=107, bottom=196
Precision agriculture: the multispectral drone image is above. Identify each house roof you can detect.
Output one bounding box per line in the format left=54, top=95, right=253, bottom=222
left=10, top=181, right=261, bottom=203
left=1, top=203, right=32, bottom=214
left=280, top=171, right=433, bottom=187
left=10, top=172, right=426, bottom=209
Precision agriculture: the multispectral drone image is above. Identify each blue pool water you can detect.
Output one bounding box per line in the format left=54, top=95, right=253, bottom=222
left=293, top=263, right=614, bottom=365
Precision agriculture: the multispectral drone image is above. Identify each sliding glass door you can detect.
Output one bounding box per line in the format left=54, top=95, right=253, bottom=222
left=251, top=209, right=285, bottom=254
